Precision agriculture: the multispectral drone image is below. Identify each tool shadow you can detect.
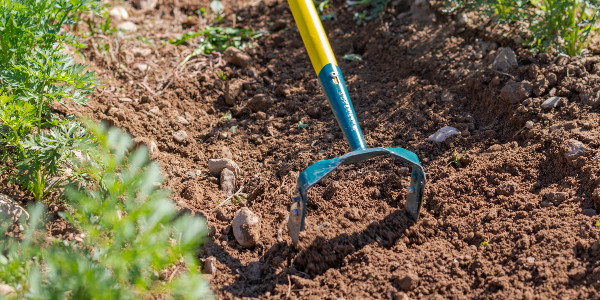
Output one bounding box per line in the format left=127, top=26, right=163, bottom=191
left=217, top=208, right=415, bottom=297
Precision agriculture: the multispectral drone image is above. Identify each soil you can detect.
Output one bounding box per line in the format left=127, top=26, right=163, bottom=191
left=37, top=0, right=600, bottom=298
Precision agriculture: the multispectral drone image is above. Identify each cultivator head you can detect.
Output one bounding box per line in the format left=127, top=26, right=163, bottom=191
left=288, top=147, right=426, bottom=245
left=286, top=0, right=426, bottom=245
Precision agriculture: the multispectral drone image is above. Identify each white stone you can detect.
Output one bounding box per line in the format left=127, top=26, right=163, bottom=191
left=109, top=6, right=129, bottom=21
left=525, top=121, right=534, bottom=129
left=208, top=158, right=241, bottom=178
left=232, top=208, right=261, bottom=248
left=117, top=21, right=138, bottom=32
left=428, top=126, right=461, bottom=143
left=172, top=130, right=188, bottom=143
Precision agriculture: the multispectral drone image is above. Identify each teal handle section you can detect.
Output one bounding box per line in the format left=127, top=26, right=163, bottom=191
left=317, top=63, right=366, bottom=151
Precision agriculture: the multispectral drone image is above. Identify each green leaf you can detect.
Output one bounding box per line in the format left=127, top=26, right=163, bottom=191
left=298, top=121, right=309, bottom=129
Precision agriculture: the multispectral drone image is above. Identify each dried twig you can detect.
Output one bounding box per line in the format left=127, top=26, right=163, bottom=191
left=211, top=186, right=244, bottom=212
left=286, top=275, right=292, bottom=299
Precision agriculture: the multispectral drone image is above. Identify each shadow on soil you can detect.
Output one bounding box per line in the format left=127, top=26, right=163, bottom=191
left=214, top=208, right=415, bottom=297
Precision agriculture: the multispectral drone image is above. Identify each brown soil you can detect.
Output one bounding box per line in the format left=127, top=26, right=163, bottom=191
left=52, top=0, right=600, bottom=298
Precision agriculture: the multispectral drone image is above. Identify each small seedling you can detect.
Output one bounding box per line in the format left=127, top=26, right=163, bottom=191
left=298, top=121, right=309, bottom=129
left=448, top=148, right=466, bottom=166
left=218, top=71, right=227, bottom=80
left=229, top=125, right=238, bottom=133
left=220, top=112, right=232, bottom=120
left=595, top=221, right=600, bottom=227
left=482, top=241, right=488, bottom=246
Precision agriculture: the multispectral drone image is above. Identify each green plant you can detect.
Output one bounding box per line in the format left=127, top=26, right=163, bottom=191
left=448, top=148, right=466, bottom=165
left=171, top=26, right=263, bottom=65
left=314, top=0, right=337, bottom=20
left=220, top=112, right=232, bottom=120
left=298, top=121, right=309, bottom=129
left=0, top=123, right=212, bottom=299
left=348, top=0, right=391, bottom=23
left=482, top=241, right=488, bottom=246
left=443, top=0, right=600, bottom=55
left=0, top=0, right=102, bottom=200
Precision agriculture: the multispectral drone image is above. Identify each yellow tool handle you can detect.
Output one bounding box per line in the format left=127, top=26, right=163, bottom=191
left=288, top=0, right=338, bottom=75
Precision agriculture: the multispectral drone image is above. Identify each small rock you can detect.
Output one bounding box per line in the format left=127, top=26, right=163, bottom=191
left=176, top=115, right=189, bottom=125
left=500, top=80, right=532, bottom=104
left=109, top=6, right=129, bottom=21
left=223, top=47, right=252, bottom=68
left=541, top=96, right=564, bottom=110
left=456, top=12, right=468, bottom=25
left=134, top=137, right=159, bottom=158
left=133, top=0, right=158, bottom=10
left=582, top=208, right=597, bottom=216
left=526, top=256, right=535, bottom=263
left=220, top=168, right=236, bottom=196
left=221, top=146, right=233, bottom=160
left=568, top=267, right=586, bottom=280
left=224, top=79, right=244, bottom=106
left=117, top=21, right=138, bottom=32
left=486, top=144, right=502, bottom=152
left=246, top=94, right=274, bottom=112
left=441, top=91, right=454, bottom=102
left=148, top=106, right=162, bottom=116
left=489, top=276, right=508, bottom=289
left=496, top=181, right=516, bottom=196
left=492, top=47, right=518, bottom=72
left=544, top=191, right=568, bottom=203
left=275, top=85, right=291, bottom=98
left=525, top=121, right=534, bottom=129
left=173, top=130, right=189, bottom=143
left=394, top=272, right=418, bottom=291
left=215, top=208, right=231, bottom=221
left=0, top=284, right=16, bottom=297
left=428, top=126, right=460, bottom=143
left=131, top=47, right=152, bottom=57
left=268, top=21, right=287, bottom=32
left=0, top=194, right=28, bottom=225
left=245, top=262, right=264, bottom=280
left=118, top=97, right=133, bottom=103
left=208, top=158, right=241, bottom=178
left=564, top=139, right=590, bottom=162
left=203, top=257, right=217, bottom=274
left=133, top=63, right=149, bottom=72
left=232, top=208, right=261, bottom=247
left=140, top=95, right=153, bottom=104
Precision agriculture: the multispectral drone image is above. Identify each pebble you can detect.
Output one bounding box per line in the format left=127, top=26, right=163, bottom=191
left=526, top=256, right=535, bottom=263
left=582, top=208, right=596, bottom=216
left=500, top=80, right=532, bottom=104
left=223, top=47, right=252, bottom=68
left=176, top=115, right=189, bottom=125
left=208, top=158, right=241, bottom=178
left=427, top=126, right=460, bottom=142
left=203, top=257, right=217, bottom=274
left=133, top=63, right=149, bottom=72
left=133, top=0, right=158, bottom=10
left=232, top=208, right=261, bottom=247
left=118, top=97, right=133, bottom=103
left=525, top=120, right=534, bottom=129
left=441, top=91, right=454, bottom=102
left=148, top=106, right=162, bottom=116
left=220, top=168, right=236, bottom=196
left=109, top=6, right=129, bottom=21
left=541, top=96, right=564, bottom=110
left=456, top=12, right=468, bottom=25
left=107, top=107, right=126, bottom=121
left=0, top=194, right=28, bottom=225
left=172, top=130, right=188, bottom=143
left=564, top=139, right=590, bottom=162
left=117, top=21, right=138, bottom=32
left=492, top=47, right=518, bottom=72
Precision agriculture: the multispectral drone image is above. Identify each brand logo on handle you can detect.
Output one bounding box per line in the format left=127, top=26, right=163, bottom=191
left=331, top=71, right=358, bottom=131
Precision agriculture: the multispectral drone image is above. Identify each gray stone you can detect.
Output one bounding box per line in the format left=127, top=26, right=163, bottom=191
left=544, top=191, right=568, bottom=203
left=428, top=126, right=460, bottom=142
left=232, top=208, right=261, bottom=247
left=224, top=79, right=244, bottom=106
left=492, top=47, right=518, bottom=72
left=219, top=168, right=236, bottom=196
left=582, top=208, right=597, bottom=216
left=541, top=96, right=564, bottom=110
left=208, top=158, right=241, bottom=178
left=525, top=121, right=534, bottom=129
left=564, top=139, right=590, bottom=161
left=176, top=115, right=189, bottom=125
left=500, top=80, right=532, bottom=104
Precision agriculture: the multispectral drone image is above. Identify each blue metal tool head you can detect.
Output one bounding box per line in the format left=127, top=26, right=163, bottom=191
left=288, top=147, right=426, bottom=245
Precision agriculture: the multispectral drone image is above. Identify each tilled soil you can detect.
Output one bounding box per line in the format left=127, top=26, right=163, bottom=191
left=55, top=0, right=600, bottom=298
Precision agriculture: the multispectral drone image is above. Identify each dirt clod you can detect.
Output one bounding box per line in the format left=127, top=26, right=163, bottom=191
left=224, top=79, right=244, bottom=106
left=492, top=48, right=518, bottom=72
left=232, top=207, right=261, bottom=248
left=544, top=191, right=568, bottom=203
left=292, top=276, right=316, bottom=288
left=393, top=272, right=418, bottom=291
left=563, top=139, right=590, bottom=162
left=246, top=94, right=274, bottom=112
left=500, top=80, right=532, bottom=104
left=223, top=47, right=252, bottom=68
left=496, top=181, right=517, bottom=196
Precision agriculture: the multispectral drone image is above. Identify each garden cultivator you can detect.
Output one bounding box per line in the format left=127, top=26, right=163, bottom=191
left=287, top=0, right=426, bottom=245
